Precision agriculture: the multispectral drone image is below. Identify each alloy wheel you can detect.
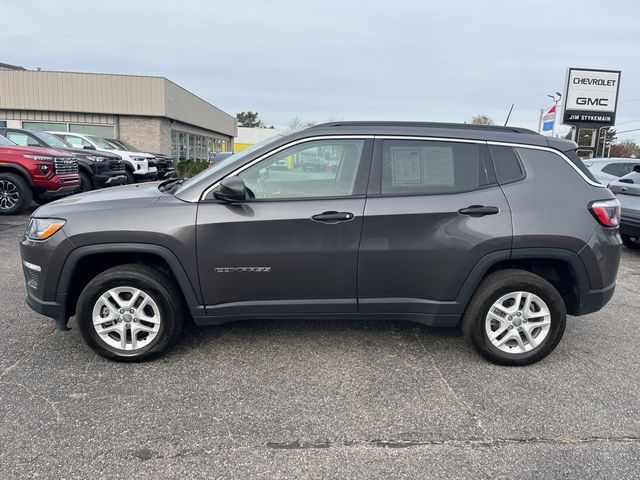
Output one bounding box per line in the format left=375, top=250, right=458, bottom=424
left=485, top=291, right=551, bottom=354
left=92, top=286, right=161, bottom=351
left=0, top=180, right=20, bottom=210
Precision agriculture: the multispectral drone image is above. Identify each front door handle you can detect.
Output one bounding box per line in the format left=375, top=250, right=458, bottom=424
left=311, top=211, right=355, bottom=223
left=458, top=205, right=500, bottom=216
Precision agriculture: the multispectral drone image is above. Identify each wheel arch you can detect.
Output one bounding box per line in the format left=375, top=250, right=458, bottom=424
left=57, top=243, right=202, bottom=321
left=457, top=248, right=590, bottom=316
left=0, top=163, right=34, bottom=186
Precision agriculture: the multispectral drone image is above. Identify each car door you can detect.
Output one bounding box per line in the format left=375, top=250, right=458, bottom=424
left=358, top=137, right=512, bottom=315
left=196, top=137, right=373, bottom=316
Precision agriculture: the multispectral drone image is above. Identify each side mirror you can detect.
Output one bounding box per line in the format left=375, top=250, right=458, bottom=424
left=83, top=144, right=96, bottom=150
left=214, top=176, right=247, bottom=203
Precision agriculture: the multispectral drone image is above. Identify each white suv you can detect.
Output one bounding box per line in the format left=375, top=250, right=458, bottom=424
left=49, top=132, right=157, bottom=183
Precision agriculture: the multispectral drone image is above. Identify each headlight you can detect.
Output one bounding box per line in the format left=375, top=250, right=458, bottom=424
left=23, top=155, right=55, bottom=162
left=85, top=155, right=108, bottom=162
left=130, top=156, right=148, bottom=161
left=26, top=218, right=66, bottom=241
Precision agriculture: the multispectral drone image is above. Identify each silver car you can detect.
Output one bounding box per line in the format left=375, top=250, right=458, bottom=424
left=608, top=166, right=640, bottom=249
left=585, top=157, right=640, bottom=185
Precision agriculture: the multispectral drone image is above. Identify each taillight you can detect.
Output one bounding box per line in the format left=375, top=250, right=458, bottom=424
left=589, top=199, right=620, bottom=227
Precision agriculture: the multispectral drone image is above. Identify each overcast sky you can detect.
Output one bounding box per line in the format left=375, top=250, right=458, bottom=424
left=2, top=0, right=639, bottom=141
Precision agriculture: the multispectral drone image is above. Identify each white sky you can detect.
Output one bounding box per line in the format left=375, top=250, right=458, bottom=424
left=2, top=0, right=639, bottom=142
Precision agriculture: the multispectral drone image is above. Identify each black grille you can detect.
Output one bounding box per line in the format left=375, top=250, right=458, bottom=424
left=109, top=160, right=124, bottom=170
left=148, top=159, right=157, bottom=167
left=54, top=157, right=78, bottom=175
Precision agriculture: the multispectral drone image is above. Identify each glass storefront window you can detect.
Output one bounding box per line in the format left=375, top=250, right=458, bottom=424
left=170, top=129, right=231, bottom=161
left=22, top=121, right=67, bottom=132
left=68, top=124, right=115, bottom=137
left=577, top=129, right=596, bottom=148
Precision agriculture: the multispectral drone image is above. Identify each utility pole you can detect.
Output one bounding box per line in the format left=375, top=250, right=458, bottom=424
left=537, top=108, right=544, bottom=133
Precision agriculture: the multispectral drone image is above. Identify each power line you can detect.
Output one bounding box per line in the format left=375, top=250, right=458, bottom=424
left=617, top=127, right=640, bottom=134
left=619, top=98, right=640, bottom=104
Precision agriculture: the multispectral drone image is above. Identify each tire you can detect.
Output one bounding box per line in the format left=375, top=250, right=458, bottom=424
left=76, top=264, right=184, bottom=362
left=461, top=269, right=566, bottom=366
left=621, top=234, right=640, bottom=250
left=79, top=171, right=93, bottom=192
left=125, top=170, right=136, bottom=185
left=0, top=173, right=32, bottom=215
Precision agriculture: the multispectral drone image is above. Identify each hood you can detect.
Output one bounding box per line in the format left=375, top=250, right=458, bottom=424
left=56, top=146, right=121, bottom=160
left=0, top=145, right=75, bottom=157
left=34, top=181, right=165, bottom=217
left=109, top=148, right=154, bottom=159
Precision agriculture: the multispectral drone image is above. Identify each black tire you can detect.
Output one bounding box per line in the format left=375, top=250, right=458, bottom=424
left=79, top=171, right=93, bottom=192
left=621, top=234, right=640, bottom=250
left=76, top=264, right=184, bottom=362
left=0, top=172, right=32, bottom=215
left=462, top=269, right=566, bottom=366
left=125, top=170, right=136, bottom=185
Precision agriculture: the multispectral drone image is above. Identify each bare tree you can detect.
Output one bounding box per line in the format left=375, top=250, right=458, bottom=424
left=288, top=116, right=316, bottom=130
left=469, top=114, right=496, bottom=125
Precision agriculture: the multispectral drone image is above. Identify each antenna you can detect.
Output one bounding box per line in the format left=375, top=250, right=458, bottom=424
left=504, top=104, right=514, bottom=126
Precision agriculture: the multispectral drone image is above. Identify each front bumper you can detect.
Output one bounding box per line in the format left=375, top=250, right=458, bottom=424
left=93, top=172, right=127, bottom=189
left=134, top=167, right=158, bottom=181
left=37, top=185, right=81, bottom=201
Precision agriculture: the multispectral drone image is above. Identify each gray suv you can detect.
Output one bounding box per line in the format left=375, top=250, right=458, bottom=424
left=20, top=122, right=622, bottom=365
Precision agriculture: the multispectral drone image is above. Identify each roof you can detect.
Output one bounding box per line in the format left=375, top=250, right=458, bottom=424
left=0, top=69, right=237, bottom=137
left=0, top=62, right=25, bottom=70
left=311, top=121, right=537, bottom=134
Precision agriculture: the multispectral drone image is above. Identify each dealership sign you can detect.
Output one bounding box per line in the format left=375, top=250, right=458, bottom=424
left=562, top=68, right=621, bottom=125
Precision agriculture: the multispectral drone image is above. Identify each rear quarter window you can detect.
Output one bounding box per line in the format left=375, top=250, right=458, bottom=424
left=563, top=149, right=599, bottom=183
left=489, top=145, right=524, bottom=184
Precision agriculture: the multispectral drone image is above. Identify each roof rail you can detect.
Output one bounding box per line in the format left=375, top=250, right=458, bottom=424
left=309, top=121, right=538, bottom=135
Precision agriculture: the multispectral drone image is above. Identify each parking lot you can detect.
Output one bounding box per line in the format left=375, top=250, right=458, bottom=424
left=0, top=210, right=639, bottom=479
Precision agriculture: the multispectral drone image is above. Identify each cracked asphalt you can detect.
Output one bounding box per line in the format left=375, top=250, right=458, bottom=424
left=1, top=211, right=640, bottom=479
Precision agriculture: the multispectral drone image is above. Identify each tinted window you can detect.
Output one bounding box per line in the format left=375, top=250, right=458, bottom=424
left=381, top=140, right=493, bottom=195
left=490, top=145, right=524, bottom=184
left=602, top=163, right=636, bottom=178
left=238, top=139, right=365, bottom=199
left=564, top=149, right=598, bottom=183
left=63, top=135, right=92, bottom=149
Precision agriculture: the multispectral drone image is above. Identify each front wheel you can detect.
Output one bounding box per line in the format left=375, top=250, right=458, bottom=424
left=76, top=265, right=184, bottom=361
left=125, top=170, right=136, bottom=185
left=79, top=171, right=93, bottom=192
left=0, top=173, right=32, bottom=215
left=462, top=269, right=566, bottom=366
left=621, top=234, right=640, bottom=250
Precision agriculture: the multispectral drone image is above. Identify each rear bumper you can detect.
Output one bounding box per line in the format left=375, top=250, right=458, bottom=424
left=575, top=281, right=616, bottom=316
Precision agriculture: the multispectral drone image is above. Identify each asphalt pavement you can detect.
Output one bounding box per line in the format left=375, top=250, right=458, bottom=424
left=1, top=211, right=639, bottom=479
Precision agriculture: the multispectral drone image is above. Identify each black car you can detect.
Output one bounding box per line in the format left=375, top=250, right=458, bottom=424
left=104, top=138, right=175, bottom=180
left=20, top=121, right=621, bottom=365
left=608, top=165, right=640, bottom=250
left=0, top=128, right=126, bottom=192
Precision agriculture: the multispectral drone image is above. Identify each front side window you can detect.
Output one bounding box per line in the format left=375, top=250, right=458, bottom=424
left=381, top=139, right=493, bottom=195
left=63, top=135, right=92, bottom=149
left=238, top=139, right=365, bottom=200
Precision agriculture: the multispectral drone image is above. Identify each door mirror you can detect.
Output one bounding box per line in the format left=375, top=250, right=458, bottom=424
left=214, top=176, right=248, bottom=203
left=83, top=144, right=96, bottom=150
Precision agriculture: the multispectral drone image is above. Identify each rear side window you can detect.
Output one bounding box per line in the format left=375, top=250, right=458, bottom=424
left=489, top=145, right=524, bottom=184
left=602, top=163, right=636, bottom=178
left=381, top=139, right=494, bottom=195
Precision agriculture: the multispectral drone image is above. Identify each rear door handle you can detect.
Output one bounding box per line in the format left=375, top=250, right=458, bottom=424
left=458, top=205, right=500, bottom=216
left=311, top=211, right=355, bottom=223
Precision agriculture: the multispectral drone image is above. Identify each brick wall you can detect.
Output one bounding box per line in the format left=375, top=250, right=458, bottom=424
left=118, top=116, right=163, bottom=154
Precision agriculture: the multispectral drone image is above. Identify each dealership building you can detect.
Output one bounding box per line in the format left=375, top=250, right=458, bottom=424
left=0, top=62, right=237, bottom=160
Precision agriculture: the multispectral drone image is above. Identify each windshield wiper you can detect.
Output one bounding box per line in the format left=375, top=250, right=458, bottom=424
left=159, top=177, right=186, bottom=193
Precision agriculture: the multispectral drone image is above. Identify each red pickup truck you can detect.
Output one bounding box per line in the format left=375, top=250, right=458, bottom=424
left=0, top=134, right=80, bottom=215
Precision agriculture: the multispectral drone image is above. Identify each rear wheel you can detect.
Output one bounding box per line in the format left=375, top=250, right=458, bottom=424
left=621, top=234, right=640, bottom=250
left=0, top=173, right=32, bottom=215
left=79, top=171, right=93, bottom=192
left=462, top=269, right=566, bottom=366
left=76, top=264, right=184, bottom=361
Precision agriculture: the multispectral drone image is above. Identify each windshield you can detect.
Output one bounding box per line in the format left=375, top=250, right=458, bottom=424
left=0, top=135, right=15, bottom=147
left=36, top=131, right=72, bottom=149
left=88, top=136, right=116, bottom=150
left=112, top=139, right=137, bottom=151
left=174, top=132, right=288, bottom=195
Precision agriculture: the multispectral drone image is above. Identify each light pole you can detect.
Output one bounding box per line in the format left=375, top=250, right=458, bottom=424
left=547, top=92, right=562, bottom=137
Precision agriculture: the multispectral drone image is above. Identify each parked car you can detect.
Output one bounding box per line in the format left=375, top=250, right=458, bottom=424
left=20, top=121, right=621, bottom=365
left=301, top=156, right=328, bottom=171
left=585, top=157, right=640, bottom=185
left=608, top=165, right=640, bottom=250
left=104, top=138, right=175, bottom=180
left=0, top=128, right=126, bottom=192
left=48, top=132, right=157, bottom=184
left=0, top=134, right=79, bottom=214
